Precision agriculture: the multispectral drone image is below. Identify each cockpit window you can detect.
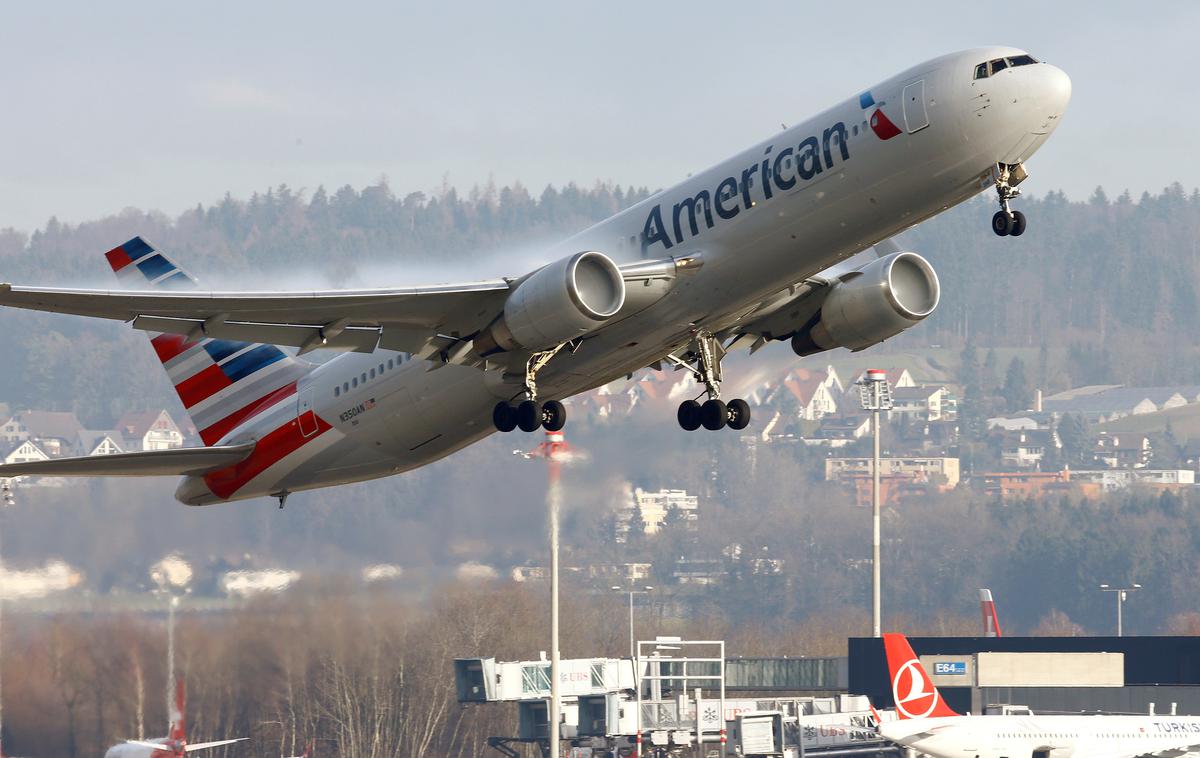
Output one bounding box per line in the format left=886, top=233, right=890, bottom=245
left=974, top=54, right=1040, bottom=80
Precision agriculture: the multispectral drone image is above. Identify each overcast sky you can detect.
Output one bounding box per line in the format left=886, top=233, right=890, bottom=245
left=1, top=1, right=1195, bottom=233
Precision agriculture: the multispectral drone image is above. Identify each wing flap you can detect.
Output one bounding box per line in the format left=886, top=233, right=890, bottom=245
left=0, top=443, right=255, bottom=478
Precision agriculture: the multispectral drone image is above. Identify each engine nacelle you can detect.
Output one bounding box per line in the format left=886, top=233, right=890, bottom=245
left=474, top=251, right=626, bottom=355
left=792, top=251, right=939, bottom=356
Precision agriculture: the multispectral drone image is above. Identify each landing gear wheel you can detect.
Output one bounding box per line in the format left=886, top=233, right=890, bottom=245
left=701, top=399, right=728, bottom=431
left=727, top=399, right=751, bottom=430
left=541, top=400, right=566, bottom=432
left=493, top=402, right=517, bottom=433
left=677, top=400, right=702, bottom=431
left=992, top=211, right=1013, bottom=236
left=516, top=400, right=542, bottom=432
left=1010, top=210, right=1027, bottom=236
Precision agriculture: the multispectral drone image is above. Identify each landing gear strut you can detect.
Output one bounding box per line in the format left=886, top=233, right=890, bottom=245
left=669, top=331, right=751, bottom=432
left=991, top=162, right=1028, bottom=237
left=492, top=345, right=569, bottom=433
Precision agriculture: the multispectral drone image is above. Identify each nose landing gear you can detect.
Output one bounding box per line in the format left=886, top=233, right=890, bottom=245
left=991, top=162, right=1028, bottom=237
left=669, top=331, right=752, bottom=432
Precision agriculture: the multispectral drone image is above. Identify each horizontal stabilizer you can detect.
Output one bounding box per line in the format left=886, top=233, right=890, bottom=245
left=0, top=442, right=255, bottom=478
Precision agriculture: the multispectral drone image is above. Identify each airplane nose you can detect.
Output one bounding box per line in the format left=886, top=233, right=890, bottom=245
left=1037, top=63, right=1072, bottom=116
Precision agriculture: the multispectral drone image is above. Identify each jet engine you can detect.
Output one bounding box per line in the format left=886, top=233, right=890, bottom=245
left=474, top=251, right=626, bottom=355
left=791, top=251, right=940, bottom=356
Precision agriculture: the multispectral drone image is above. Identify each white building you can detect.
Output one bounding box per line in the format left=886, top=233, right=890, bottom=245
left=615, top=487, right=699, bottom=541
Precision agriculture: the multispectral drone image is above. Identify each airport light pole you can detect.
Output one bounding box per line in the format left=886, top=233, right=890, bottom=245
left=612, top=585, right=654, bottom=659
left=517, top=431, right=578, bottom=758
left=1100, top=583, right=1141, bottom=636
left=858, top=369, right=893, bottom=638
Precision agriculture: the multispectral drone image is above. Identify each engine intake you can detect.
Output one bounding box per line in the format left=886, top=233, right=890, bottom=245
left=792, top=251, right=939, bottom=356
left=475, top=251, right=626, bottom=355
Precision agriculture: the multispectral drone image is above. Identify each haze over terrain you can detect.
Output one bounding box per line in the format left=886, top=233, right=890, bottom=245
left=2, top=181, right=1200, bottom=638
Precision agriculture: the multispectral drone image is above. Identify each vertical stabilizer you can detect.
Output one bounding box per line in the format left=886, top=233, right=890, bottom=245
left=881, top=633, right=959, bottom=720
left=979, top=588, right=1003, bottom=637
left=104, top=237, right=312, bottom=445
left=168, top=677, right=186, bottom=743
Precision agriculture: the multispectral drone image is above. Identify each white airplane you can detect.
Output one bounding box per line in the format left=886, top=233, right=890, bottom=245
left=0, top=47, right=1070, bottom=506
left=878, top=633, right=1200, bottom=757
left=104, top=678, right=245, bottom=757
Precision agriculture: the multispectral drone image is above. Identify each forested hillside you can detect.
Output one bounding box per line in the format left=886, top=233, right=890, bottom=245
left=2, top=181, right=1199, bottom=423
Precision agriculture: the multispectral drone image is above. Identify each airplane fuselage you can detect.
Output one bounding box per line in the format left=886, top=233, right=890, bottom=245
left=881, top=713, right=1200, bottom=758
left=175, top=46, right=1070, bottom=504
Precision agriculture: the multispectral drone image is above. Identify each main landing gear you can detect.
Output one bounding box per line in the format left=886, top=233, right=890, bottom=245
left=991, top=162, right=1028, bottom=237
left=492, top=344, right=569, bottom=433
left=669, top=331, right=751, bottom=432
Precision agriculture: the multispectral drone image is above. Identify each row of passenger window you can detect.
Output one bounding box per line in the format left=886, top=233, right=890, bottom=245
left=333, top=354, right=410, bottom=398
left=974, top=54, right=1038, bottom=80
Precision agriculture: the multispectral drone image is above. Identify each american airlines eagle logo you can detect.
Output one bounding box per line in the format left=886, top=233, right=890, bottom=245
left=892, top=658, right=942, bottom=719
left=859, top=91, right=902, bottom=141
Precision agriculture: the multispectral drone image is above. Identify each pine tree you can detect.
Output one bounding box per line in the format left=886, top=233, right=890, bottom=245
left=1002, top=357, right=1033, bottom=412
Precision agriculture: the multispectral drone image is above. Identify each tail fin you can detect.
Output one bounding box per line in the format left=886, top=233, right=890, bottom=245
left=979, top=589, right=1003, bottom=637
left=105, top=238, right=312, bottom=445
left=882, top=633, right=959, bottom=720
left=169, top=677, right=187, bottom=742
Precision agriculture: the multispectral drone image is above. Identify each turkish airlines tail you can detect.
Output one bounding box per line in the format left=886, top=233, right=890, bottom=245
left=169, top=677, right=187, bottom=743
left=882, top=633, right=959, bottom=720
left=979, top=588, right=1003, bottom=637
left=104, top=237, right=313, bottom=446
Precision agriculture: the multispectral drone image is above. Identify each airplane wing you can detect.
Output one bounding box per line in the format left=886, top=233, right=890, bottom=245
left=0, top=280, right=513, bottom=355
left=1134, top=745, right=1200, bottom=758
left=0, top=255, right=678, bottom=358
left=185, top=738, right=250, bottom=751
left=0, top=443, right=255, bottom=478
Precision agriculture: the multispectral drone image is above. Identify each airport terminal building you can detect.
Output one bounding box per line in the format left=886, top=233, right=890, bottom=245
left=850, top=636, right=1200, bottom=716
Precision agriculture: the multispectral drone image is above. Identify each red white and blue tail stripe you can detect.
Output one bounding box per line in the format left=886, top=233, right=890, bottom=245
left=105, top=237, right=313, bottom=446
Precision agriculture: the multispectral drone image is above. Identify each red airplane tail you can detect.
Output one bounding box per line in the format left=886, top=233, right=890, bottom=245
left=882, top=633, right=959, bottom=720
left=979, top=589, right=1003, bottom=637
left=169, top=677, right=187, bottom=743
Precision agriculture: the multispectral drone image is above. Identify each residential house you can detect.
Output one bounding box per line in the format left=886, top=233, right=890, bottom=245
left=3, top=439, right=49, bottom=467
left=775, top=369, right=839, bottom=420
left=804, top=414, right=871, bottom=447
left=9, top=411, right=85, bottom=457
left=1000, top=429, right=1061, bottom=469
left=890, top=385, right=956, bottom=422
left=825, top=456, right=961, bottom=488
left=117, top=410, right=184, bottom=451
left=1042, top=385, right=1200, bottom=423
left=615, top=487, right=699, bottom=541
left=74, top=430, right=126, bottom=457
left=975, top=470, right=1096, bottom=499
left=1092, top=432, right=1152, bottom=469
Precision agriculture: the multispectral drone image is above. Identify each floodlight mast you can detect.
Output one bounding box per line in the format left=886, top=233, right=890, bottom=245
left=1099, top=583, right=1142, bottom=636
left=858, top=369, right=892, bottom=637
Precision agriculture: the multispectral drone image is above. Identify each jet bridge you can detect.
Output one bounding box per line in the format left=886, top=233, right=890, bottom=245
left=455, top=637, right=897, bottom=757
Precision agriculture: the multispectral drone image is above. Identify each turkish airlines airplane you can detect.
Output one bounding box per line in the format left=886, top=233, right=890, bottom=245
left=878, top=633, right=1200, bottom=757
left=104, top=679, right=245, bottom=757
left=0, top=47, right=1070, bottom=505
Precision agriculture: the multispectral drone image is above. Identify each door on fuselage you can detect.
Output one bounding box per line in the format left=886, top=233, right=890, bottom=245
left=297, top=384, right=319, bottom=438
left=902, top=80, right=930, bottom=133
